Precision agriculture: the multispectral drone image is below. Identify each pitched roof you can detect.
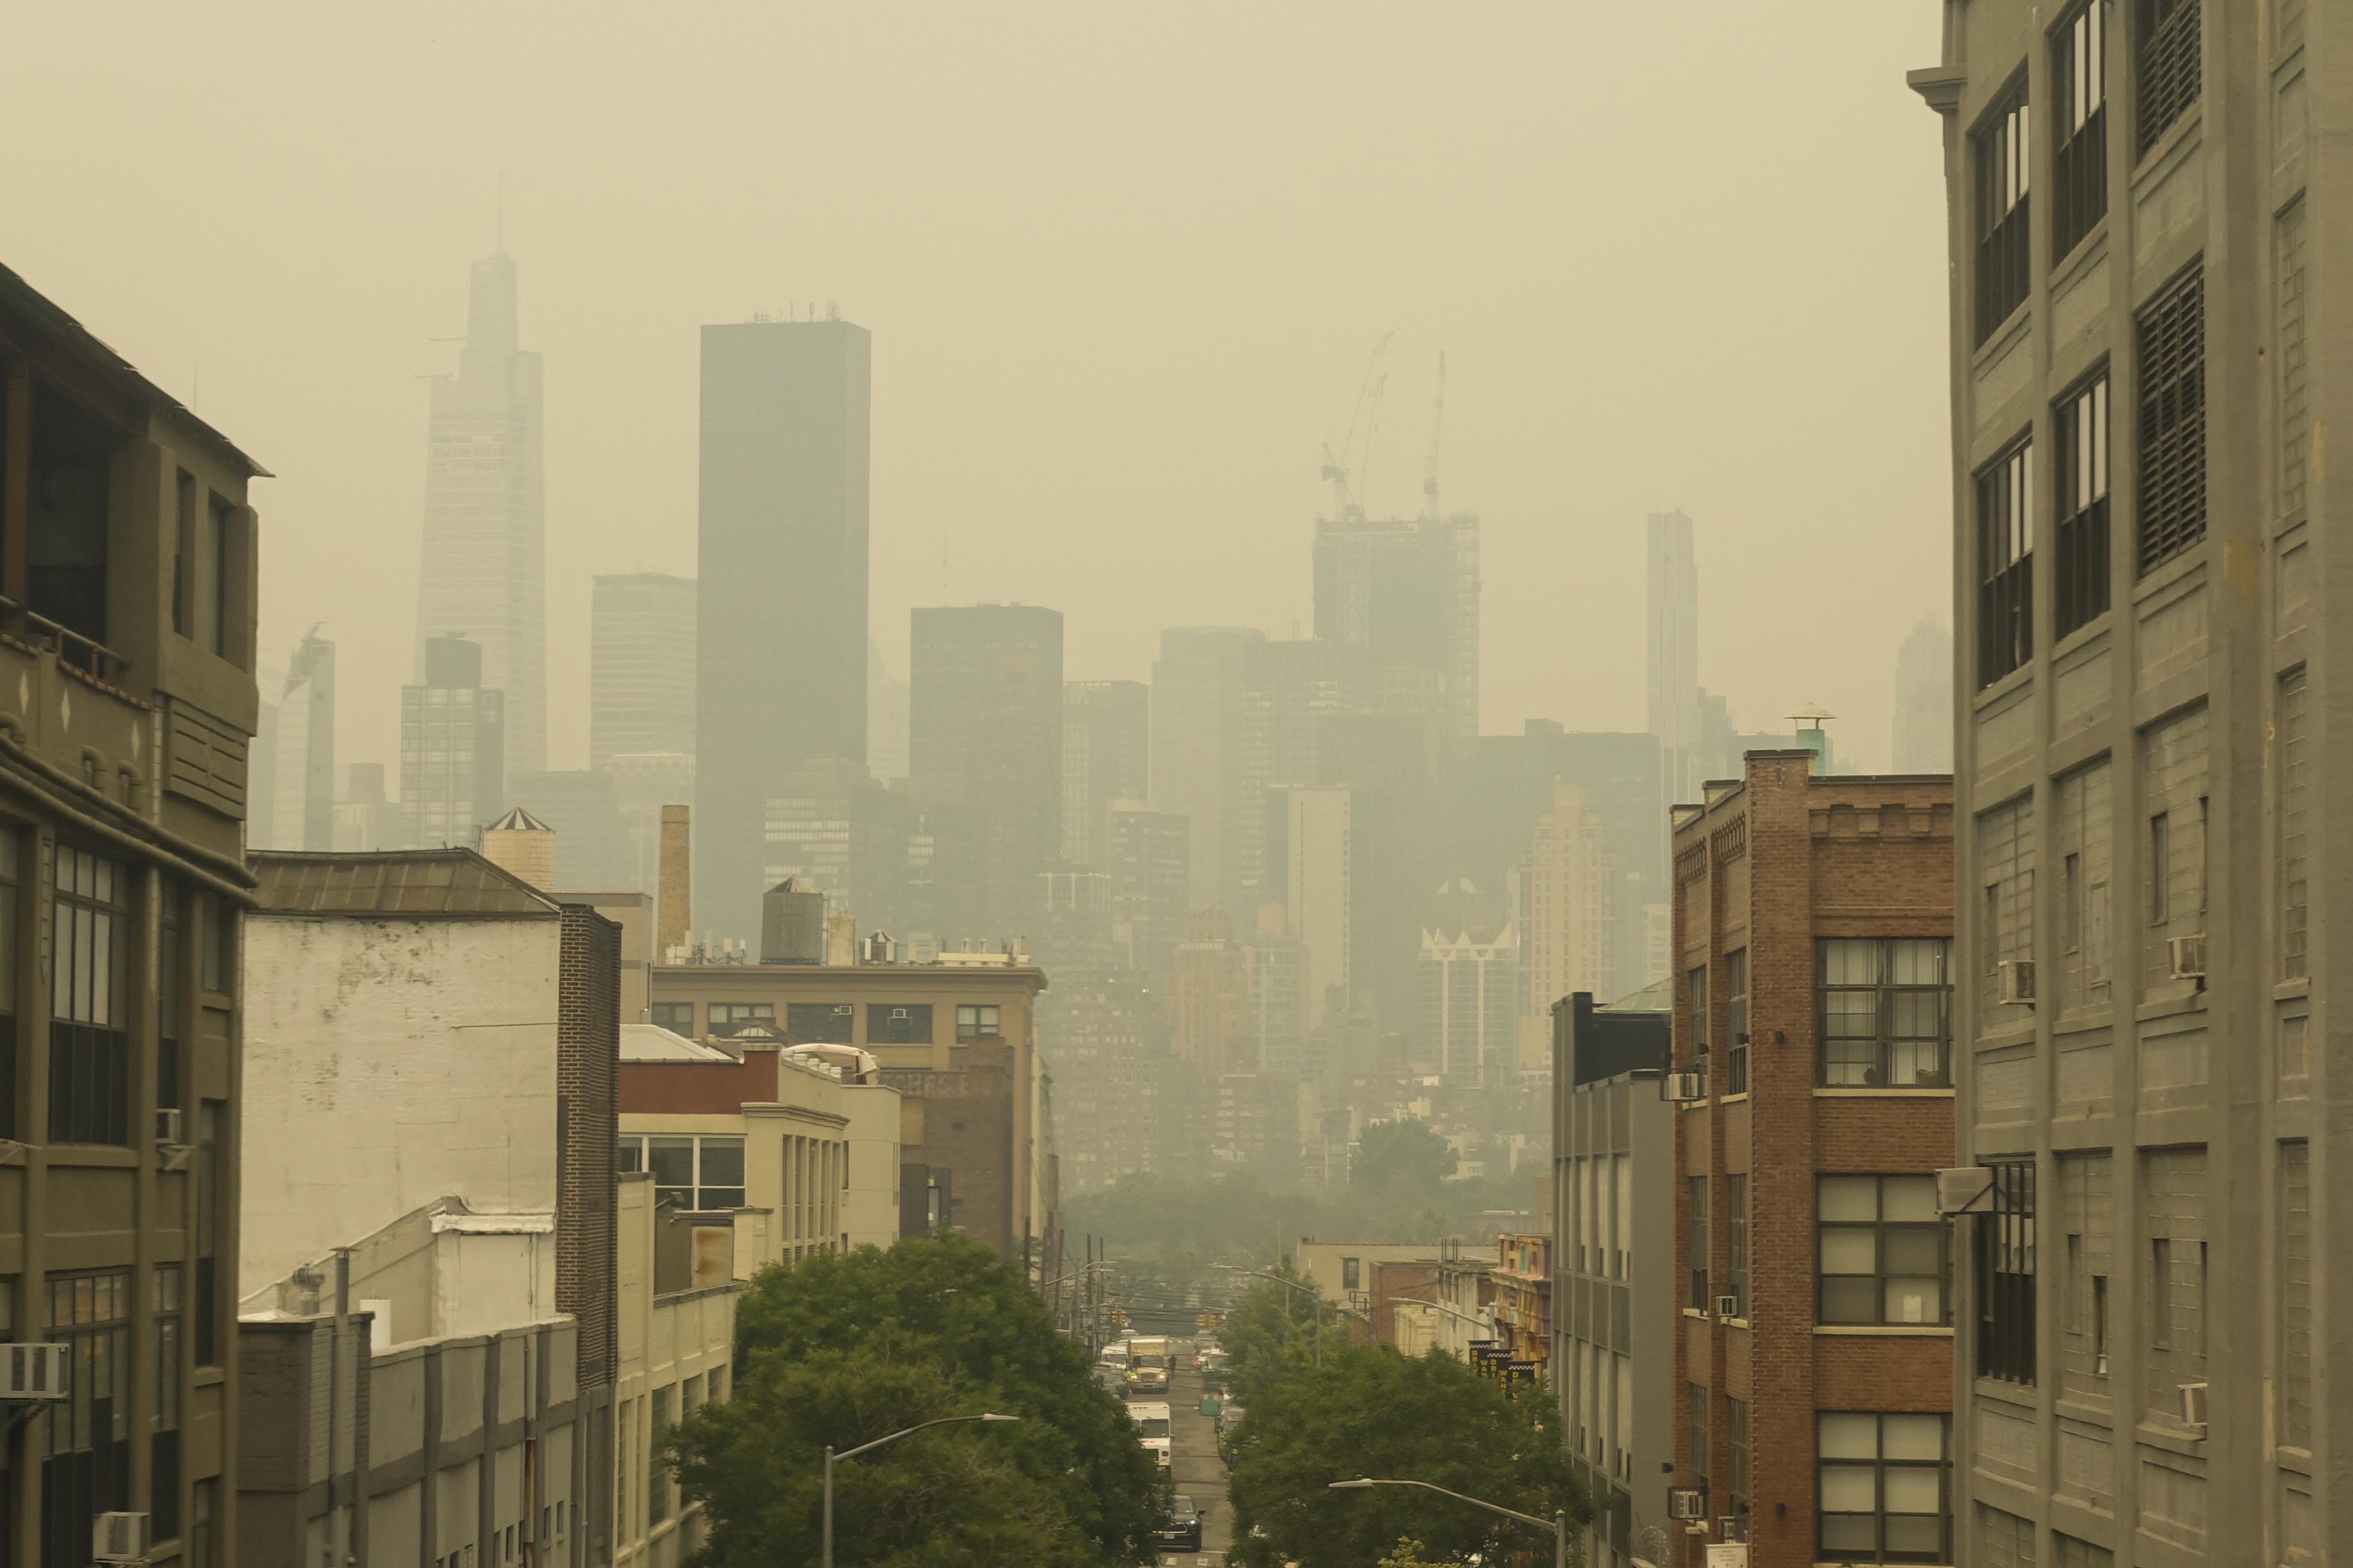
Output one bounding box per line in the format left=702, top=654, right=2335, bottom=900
left=249, top=849, right=562, bottom=916
left=486, top=806, right=553, bottom=832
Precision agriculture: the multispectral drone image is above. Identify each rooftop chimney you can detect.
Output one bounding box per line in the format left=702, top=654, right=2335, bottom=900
left=658, top=805, right=690, bottom=957
left=826, top=910, right=856, bottom=966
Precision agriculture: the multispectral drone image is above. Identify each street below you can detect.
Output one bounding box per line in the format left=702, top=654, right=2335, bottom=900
left=1156, top=1338, right=1233, bottom=1565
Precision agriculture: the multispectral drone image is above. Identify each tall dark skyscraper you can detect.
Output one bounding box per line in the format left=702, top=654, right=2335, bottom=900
left=402, top=634, right=506, bottom=849
left=1645, top=508, right=1700, bottom=803
left=416, top=252, right=547, bottom=773
left=1061, top=679, right=1149, bottom=868
left=1311, top=512, right=1480, bottom=737
left=591, top=572, right=697, bottom=768
left=910, top=604, right=1063, bottom=942
left=695, top=317, right=870, bottom=941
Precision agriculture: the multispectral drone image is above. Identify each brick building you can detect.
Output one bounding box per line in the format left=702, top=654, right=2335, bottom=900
left=646, top=955, right=1056, bottom=1265
left=1669, top=754, right=1954, bottom=1566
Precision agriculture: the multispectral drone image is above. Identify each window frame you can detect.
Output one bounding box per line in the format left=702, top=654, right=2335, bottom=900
left=1817, top=1412, right=1952, bottom=1565
left=50, top=844, right=129, bottom=1146
left=1976, top=1160, right=2037, bottom=1385
left=617, top=1133, right=748, bottom=1210
left=2050, top=0, right=2109, bottom=261
left=1689, top=1176, right=1709, bottom=1313
left=1817, top=939, right=1954, bottom=1089
left=2052, top=368, right=2112, bottom=638
left=956, top=1003, right=1003, bottom=1041
left=1973, top=71, right=2033, bottom=343
left=1976, top=436, right=2035, bottom=688
left=1724, top=948, right=1749, bottom=1096
left=1725, top=1173, right=1749, bottom=1321
left=1818, top=1175, right=1949, bottom=1328
left=2134, top=0, right=2200, bottom=158
left=2134, top=260, right=2206, bottom=574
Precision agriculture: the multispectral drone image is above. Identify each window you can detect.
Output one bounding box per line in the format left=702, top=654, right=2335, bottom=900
left=173, top=471, right=195, bottom=638
left=50, top=845, right=128, bottom=1144
left=204, top=495, right=234, bottom=658
left=1724, top=949, right=1748, bottom=1095
left=1726, top=1396, right=1750, bottom=1534
left=195, top=1102, right=221, bottom=1364
left=2054, top=374, right=2111, bottom=636
left=1818, top=1175, right=1946, bottom=1326
left=867, top=1002, right=932, bottom=1044
left=1977, top=439, right=2033, bottom=686
left=1688, top=1177, right=1709, bottom=1312
left=158, top=879, right=182, bottom=1119
left=28, top=384, right=113, bottom=652
left=0, top=831, right=17, bottom=1139
left=2052, top=2, right=2108, bottom=260
left=190, top=1478, right=217, bottom=1568
left=650, top=1001, right=693, bottom=1032
left=957, top=1003, right=1002, bottom=1040
left=2058, top=1151, right=2114, bottom=1399
left=153, top=1265, right=182, bottom=1543
left=617, top=1134, right=747, bottom=1209
left=649, top=1385, right=674, bottom=1524
left=1684, top=964, right=1708, bottom=1071
left=2281, top=198, right=2311, bottom=513
left=1977, top=1161, right=2036, bottom=1383
left=1975, top=76, right=2031, bottom=342
left=2142, top=1146, right=2206, bottom=1421
left=1818, top=1412, right=1950, bottom=1564
left=2135, top=262, right=2206, bottom=572
left=1688, top=1383, right=1708, bottom=1510
left=782, top=1001, right=852, bottom=1042
left=42, top=1269, right=134, bottom=1568
left=1818, top=939, right=1952, bottom=1088
left=2281, top=669, right=2308, bottom=979
left=2141, top=708, right=2206, bottom=986
left=2281, top=1141, right=2311, bottom=1448
left=2135, top=0, right=2199, bottom=156
left=2055, top=763, right=2111, bottom=1009
left=1725, top=1175, right=1748, bottom=1319
left=1977, top=1503, right=2035, bottom=1568
left=1342, top=1256, right=1360, bottom=1292
left=197, top=887, right=229, bottom=994
left=713, top=1002, right=780, bottom=1039
left=2054, top=1534, right=2115, bottom=1568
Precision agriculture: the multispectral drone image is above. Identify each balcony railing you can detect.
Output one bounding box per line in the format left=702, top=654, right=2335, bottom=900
left=0, top=596, right=133, bottom=690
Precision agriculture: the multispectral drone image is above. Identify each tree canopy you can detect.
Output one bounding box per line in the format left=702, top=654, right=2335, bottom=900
left=1351, top=1118, right=1458, bottom=1193
left=667, top=1235, right=1165, bottom=1567
left=1226, top=1344, right=1584, bottom=1568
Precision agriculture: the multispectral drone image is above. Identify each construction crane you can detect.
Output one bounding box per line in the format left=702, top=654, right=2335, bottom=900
left=1321, top=331, right=1393, bottom=522
left=1420, top=351, right=1447, bottom=521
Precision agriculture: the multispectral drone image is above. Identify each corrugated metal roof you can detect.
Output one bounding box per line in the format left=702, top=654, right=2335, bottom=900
left=620, top=1025, right=735, bottom=1062
left=249, top=849, right=561, bottom=916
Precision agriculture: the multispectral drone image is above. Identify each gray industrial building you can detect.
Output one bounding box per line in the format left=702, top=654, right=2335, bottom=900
left=1915, top=3, right=2331, bottom=1562
left=695, top=316, right=870, bottom=944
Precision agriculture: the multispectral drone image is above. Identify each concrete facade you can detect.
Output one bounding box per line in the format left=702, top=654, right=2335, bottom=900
left=617, top=1036, right=901, bottom=1260
left=1911, top=3, right=2346, bottom=1562
left=1666, top=757, right=1954, bottom=1568
left=0, top=258, right=267, bottom=1567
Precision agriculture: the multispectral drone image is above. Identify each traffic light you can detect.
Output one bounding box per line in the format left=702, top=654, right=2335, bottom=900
left=1110, top=1307, right=1129, bottom=1327
left=1197, top=1311, right=1219, bottom=1331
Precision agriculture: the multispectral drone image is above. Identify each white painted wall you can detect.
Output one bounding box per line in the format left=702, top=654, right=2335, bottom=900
left=241, top=913, right=566, bottom=1295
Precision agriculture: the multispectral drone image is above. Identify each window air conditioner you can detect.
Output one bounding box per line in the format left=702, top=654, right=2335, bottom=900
left=1997, top=959, right=2036, bottom=1006
left=2168, top=935, right=2207, bottom=986
left=1714, top=1295, right=1739, bottom=1320
left=1663, top=1072, right=1706, bottom=1103
left=1667, top=1487, right=1708, bottom=1522
left=94, top=1511, right=151, bottom=1564
left=154, top=1107, right=181, bottom=1146
left=2179, top=1381, right=2209, bottom=1431
left=1, top=1344, right=69, bottom=1400
left=1718, top=1517, right=1750, bottom=1544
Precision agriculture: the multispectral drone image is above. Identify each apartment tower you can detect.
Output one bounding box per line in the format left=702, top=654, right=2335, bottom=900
left=696, top=316, right=870, bottom=943
left=1646, top=509, right=1702, bottom=806
left=1150, top=627, right=1263, bottom=915
left=1915, top=2, right=2334, bottom=1562
left=1311, top=511, right=1481, bottom=738
left=401, top=634, right=506, bottom=848
left=415, top=252, right=546, bottom=773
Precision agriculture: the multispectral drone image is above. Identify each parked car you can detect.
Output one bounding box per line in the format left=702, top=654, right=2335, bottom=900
left=1153, top=1494, right=1205, bottom=1552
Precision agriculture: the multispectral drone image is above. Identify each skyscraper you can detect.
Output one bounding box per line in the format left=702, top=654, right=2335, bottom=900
left=1518, top=781, right=1625, bottom=1063
left=1312, top=513, right=1481, bottom=737
left=1239, top=637, right=1372, bottom=910
left=1150, top=626, right=1263, bottom=915
left=263, top=629, right=335, bottom=850
left=401, top=634, right=506, bottom=848
left=1645, top=508, right=1700, bottom=803
left=1890, top=620, right=1954, bottom=773
left=590, top=573, right=696, bottom=768
left=416, top=252, right=547, bottom=773
left=909, top=604, right=1063, bottom=942
left=1062, top=679, right=1149, bottom=868
left=696, top=316, right=871, bottom=942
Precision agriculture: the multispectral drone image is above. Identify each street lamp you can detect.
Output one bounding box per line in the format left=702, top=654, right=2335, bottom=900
left=824, top=1414, right=1020, bottom=1567
left=1329, top=1476, right=1567, bottom=1568
left=1215, top=1264, right=1330, bottom=1368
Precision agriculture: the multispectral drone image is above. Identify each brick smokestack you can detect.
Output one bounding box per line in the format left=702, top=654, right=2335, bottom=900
left=658, top=804, right=690, bottom=958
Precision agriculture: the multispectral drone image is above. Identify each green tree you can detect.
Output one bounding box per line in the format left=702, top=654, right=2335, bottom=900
left=1226, top=1344, right=1584, bottom=1568
left=1352, top=1118, right=1456, bottom=1193
left=1216, top=1267, right=1322, bottom=1403
left=669, top=1235, right=1164, bottom=1566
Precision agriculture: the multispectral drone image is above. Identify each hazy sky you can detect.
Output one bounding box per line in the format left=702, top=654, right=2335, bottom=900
left=5, top=4, right=1951, bottom=779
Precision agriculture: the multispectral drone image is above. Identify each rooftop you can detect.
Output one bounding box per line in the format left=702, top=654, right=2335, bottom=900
left=251, top=849, right=561, bottom=917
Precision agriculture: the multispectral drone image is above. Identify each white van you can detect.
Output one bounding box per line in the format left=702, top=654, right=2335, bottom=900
left=1129, top=1401, right=1174, bottom=1469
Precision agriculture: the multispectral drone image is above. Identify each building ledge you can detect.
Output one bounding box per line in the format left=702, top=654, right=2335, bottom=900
left=1815, top=1325, right=1955, bottom=1337
left=1813, top=1087, right=1955, bottom=1099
